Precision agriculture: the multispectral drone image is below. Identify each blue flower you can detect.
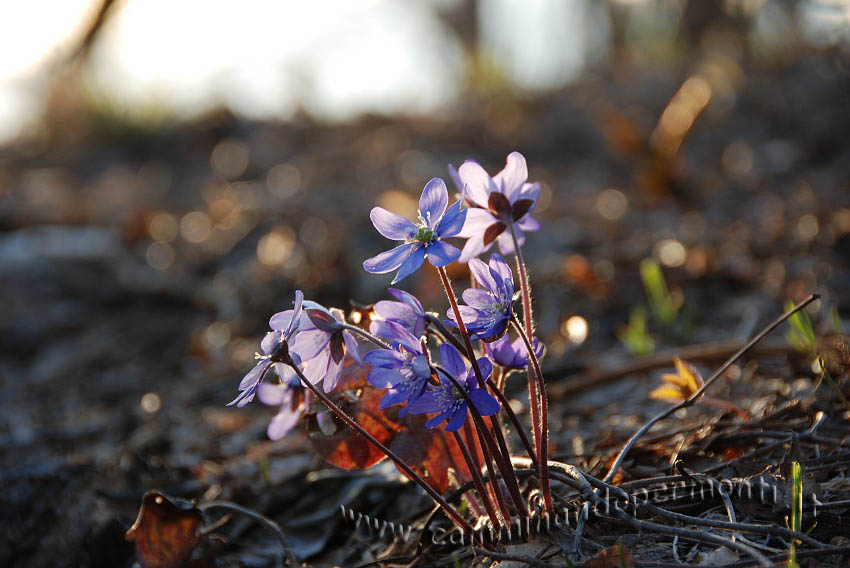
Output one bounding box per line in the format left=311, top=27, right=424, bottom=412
left=455, top=152, right=540, bottom=262
left=406, top=344, right=500, bottom=432
left=364, top=321, right=431, bottom=415
left=447, top=254, right=515, bottom=342
left=290, top=302, right=362, bottom=393
left=484, top=333, right=544, bottom=370
left=370, top=288, right=427, bottom=338
left=228, top=290, right=305, bottom=407
left=363, top=178, right=467, bottom=284
left=257, top=376, right=305, bottom=440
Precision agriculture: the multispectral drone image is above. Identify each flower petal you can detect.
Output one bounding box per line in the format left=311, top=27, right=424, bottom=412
left=323, top=355, right=344, bottom=392
left=459, top=232, right=490, bottom=263
left=440, top=343, right=466, bottom=379
left=343, top=331, right=361, bottom=366
left=387, top=288, right=424, bottom=314
left=468, top=389, right=500, bottom=416
left=419, top=178, right=448, bottom=229
left=445, top=407, right=468, bottom=432
left=493, top=151, right=528, bottom=202
left=260, top=330, right=281, bottom=355
left=301, top=349, right=330, bottom=385
left=488, top=254, right=512, bottom=285
left=289, top=327, right=331, bottom=361
left=363, top=243, right=417, bottom=274
left=370, top=207, right=416, bottom=240
left=237, top=358, right=272, bottom=392
left=257, top=382, right=289, bottom=406
left=425, top=240, right=461, bottom=267
left=458, top=160, right=495, bottom=207
left=391, top=245, right=426, bottom=284
left=457, top=208, right=497, bottom=238
left=286, top=290, right=304, bottom=337
left=407, top=391, right=440, bottom=414
left=364, top=349, right=405, bottom=367
left=468, top=258, right=498, bottom=292
left=267, top=403, right=303, bottom=440
left=435, top=200, right=466, bottom=238
left=496, top=229, right=522, bottom=256
left=517, top=182, right=540, bottom=206
left=269, top=310, right=295, bottom=332
left=448, top=163, right=463, bottom=192
left=516, top=215, right=540, bottom=232
left=462, top=288, right=495, bottom=309
left=475, top=356, right=493, bottom=381
left=372, top=320, right=421, bottom=351
left=369, top=367, right=402, bottom=388
left=380, top=389, right=411, bottom=409
left=425, top=411, right=450, bottom=429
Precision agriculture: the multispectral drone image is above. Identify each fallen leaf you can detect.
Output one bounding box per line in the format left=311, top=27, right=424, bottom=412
left=305, top=358, right=483, bottom=492
left=125, top=491, right=203, bottom=568
left=649, top=357, right=703, bottom=402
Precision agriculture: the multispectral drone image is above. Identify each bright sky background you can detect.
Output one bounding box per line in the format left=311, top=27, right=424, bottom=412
left=0, top=0, right=847, bottom=144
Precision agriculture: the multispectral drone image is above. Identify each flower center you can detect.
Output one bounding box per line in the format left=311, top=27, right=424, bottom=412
left=413, top=224, right=435, bottom=244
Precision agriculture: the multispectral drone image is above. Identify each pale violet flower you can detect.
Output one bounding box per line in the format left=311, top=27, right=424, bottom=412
left=456, top=152, right=540, bottom=262
left=406, top=344, right=500, bottom=432
left=364, top=321, right=431, bottom=415
left=228, top=290, right=305, bottom=407
left=363, top=178, right=466, bottom=284
left=447, top=254, right=515, bottom=342
left=291, top=302, right=361, bottom=393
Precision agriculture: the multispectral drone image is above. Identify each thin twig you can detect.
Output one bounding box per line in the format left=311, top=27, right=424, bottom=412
left=199, top=500, right=298, bottom=567
left=602, top=294, right=820, bottom=484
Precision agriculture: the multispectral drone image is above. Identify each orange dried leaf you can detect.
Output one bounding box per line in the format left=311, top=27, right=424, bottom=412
left=305, top=359, right=400, bottom=470
left=305, top=357, right=481, bottom=493
left=125, top=491, right=203, bottom=568
left=650, top=357, right=703, bottom=401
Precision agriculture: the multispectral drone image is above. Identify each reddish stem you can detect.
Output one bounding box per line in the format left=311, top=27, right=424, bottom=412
left=287, top=362, right=481, bottom=544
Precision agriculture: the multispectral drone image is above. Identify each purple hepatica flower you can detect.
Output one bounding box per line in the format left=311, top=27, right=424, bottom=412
left=363, top=178, right=467, bottom=284
left=447, top=253, right=515, bottom=342
left=456, top=151, right=540, bottom=262
left=228, top=290, right=305, bottom=407
left=485, top=333, right=544, bottom=370
left=364, top=321, right=431, bottom=416
left=406, top=344, right=499, bottom=432
left=370, top=288, right=427, bottom=338
left=291, top=302, right=361, bottom=393
left=257, top=376, right=305, bottom=440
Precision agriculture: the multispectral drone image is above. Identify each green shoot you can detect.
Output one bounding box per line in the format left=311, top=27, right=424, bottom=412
left=831, top=308, right=845, bottom=334
left=618, top=306, right=655, bottom=356
left=640, top=258, right=680, bottom=327
left=789, top=461, right=802, bottom=568
left=785, top=300, right=817, bottom=355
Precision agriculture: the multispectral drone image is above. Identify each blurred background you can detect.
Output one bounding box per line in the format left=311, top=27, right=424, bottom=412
left=1, top=0, right=849, bottom=565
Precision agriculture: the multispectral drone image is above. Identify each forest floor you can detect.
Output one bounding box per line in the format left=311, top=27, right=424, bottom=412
left=1, top=50, right=849, bottom=566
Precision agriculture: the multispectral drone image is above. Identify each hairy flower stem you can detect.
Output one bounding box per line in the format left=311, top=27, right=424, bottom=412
left=507, top=224, right=544, bottom=463
left=452, top=428, right=502, bottom=531
left=434, top=366, right=515, bottom=525
left=436, top=266, right=528, bottom=519
left=486, top=378, right=539, bottom=469
left=286, top=361, right=483, bottom=545
left=425, top=313, right=467, bottom=354
left=338, top=323, right=391, bottom=350
left=510, top=316, right=553, bottom=513
left=430, top=317, right=539, bottom=468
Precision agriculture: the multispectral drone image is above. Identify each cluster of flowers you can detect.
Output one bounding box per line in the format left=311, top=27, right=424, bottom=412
left=229, top=151, right=543, bottom=439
